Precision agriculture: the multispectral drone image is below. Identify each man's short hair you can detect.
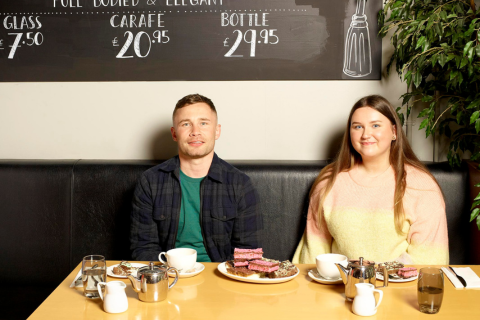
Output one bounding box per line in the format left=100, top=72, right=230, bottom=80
left=173, top=94, right=217, bottom=121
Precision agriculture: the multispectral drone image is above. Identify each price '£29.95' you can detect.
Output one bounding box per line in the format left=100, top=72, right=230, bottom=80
left=221, top=12, right=278, bottom=58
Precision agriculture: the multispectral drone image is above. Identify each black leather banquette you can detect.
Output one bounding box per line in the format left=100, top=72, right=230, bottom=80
left=0, top=160, right=477, bottom=319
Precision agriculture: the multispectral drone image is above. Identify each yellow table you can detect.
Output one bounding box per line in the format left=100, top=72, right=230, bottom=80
left=28, top=262, right=480, bottom=320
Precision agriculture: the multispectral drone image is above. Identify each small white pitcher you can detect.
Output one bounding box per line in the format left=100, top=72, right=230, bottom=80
left=352, top=283, right=383, bottom=316
left=97, top=281, right=128, bottom=314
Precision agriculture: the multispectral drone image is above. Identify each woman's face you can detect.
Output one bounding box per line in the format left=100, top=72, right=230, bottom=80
left=350, top=107, right=396, bottom=162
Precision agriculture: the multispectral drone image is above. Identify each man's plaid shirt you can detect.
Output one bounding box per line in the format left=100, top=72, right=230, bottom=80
left=130, top=153, right=263, bottom=262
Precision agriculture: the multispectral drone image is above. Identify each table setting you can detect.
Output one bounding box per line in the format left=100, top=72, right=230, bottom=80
left=32, top=248, right=480, bottom=320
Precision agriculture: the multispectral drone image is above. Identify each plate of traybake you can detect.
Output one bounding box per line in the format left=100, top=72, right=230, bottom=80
left=107, top=262, right=147, bottom=279
left=376, top=262, right=418, bottom=282
left=376, top=271, right=418, bottom=282
left=217, top=261, right=299, bottom=284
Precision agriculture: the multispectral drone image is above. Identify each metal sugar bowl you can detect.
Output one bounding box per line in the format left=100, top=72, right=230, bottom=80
left=335, top=257, right=388, bottom=301
left=127, top=262, right=179, bottom=302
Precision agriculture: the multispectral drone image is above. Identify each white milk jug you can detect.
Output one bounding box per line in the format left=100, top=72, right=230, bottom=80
left=97, top=281, right=128, bottom=314
left=352, top=283, right=383, bottom=316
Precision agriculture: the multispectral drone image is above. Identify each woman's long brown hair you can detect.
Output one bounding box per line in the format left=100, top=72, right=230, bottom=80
left=312, top=95, right=438, bottom=234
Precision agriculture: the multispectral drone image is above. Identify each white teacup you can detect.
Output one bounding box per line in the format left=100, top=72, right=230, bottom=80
left=316, top=253, right=348, bottom=279
left=159, top=248, right=197, bottom=273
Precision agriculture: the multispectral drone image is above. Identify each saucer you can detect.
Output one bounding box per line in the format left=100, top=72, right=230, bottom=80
left=168, top=262, right=205, bottom=278
left=308, top=269, right=343, bottom=284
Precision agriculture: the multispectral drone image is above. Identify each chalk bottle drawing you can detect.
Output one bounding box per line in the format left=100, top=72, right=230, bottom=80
left=343, top=0, right=372, bottom=77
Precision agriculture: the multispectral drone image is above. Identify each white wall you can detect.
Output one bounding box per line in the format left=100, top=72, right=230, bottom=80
left=0, top=37, right=435, bottom=161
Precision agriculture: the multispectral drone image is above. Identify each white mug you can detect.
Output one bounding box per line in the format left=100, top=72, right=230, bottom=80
left=352, top=283, right=383, bottom=316
left=97, top=281, right=128, bottom=314
left=316, top=253, right=348, bottom=279
left=159, top=248, right=197, bottom=273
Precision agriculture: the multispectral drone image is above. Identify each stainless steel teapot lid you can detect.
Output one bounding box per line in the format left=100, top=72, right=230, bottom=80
left=137, top=262, right=167, bottom=278
left=348, top=257, right=375, bottom=268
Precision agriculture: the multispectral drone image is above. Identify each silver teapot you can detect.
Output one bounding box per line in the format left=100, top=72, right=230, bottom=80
left=335, top=257, right=388, bottom=301
left=127, top=262, right=179, bottom=302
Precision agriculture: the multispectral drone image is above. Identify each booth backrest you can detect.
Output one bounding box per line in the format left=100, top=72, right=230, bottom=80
left=0, top=160, right=475, bottom=290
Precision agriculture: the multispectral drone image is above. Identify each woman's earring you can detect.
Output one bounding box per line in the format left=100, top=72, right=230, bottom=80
left=392, top=135, right=396, bottom=140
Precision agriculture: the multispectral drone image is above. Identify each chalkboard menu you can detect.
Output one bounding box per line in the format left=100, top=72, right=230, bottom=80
left=0, top=0, right=382, bottom=81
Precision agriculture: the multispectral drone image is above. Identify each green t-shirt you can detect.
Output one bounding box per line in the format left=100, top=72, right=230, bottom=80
left=175, top=169, right=211, bottom=262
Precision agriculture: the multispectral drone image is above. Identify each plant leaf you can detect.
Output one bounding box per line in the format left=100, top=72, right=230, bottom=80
left=432, top=54, right=439, bottom=67
left=418, top=108, right=430, bottom=118
left=456, top=110, right=463, bottom=124
left=419, top=118, right=428, bottom=130
left=464, top=41, right=474, bottom=56
left=476, top=119, right=480, bottom=133
left=413, top=72, right=422, bottom=88
left=467, top=99, right=480, bottom=109
left=470, top=111, right=480, bottom=124
left=438, top=53, right=447, bottom=67
left=440, top=10, right=447, bottom=21
left=470, top=208, right=480, bottom=222
left=416, top=36, right=426, bottom=50
left=422, top=39, right=430, bottom=52
left=471, top=208, right=480, bottom=222
left=422, top=95, right=434, bottom=102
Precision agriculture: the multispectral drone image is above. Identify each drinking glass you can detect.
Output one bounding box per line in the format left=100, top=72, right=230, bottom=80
left=82, top=255, right=106, bottom=299
left=417, top=267, right=444, bottom=314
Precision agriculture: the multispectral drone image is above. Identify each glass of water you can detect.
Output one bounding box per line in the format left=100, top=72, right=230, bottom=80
left=417, top=267, right=444, bottom=314
left=82, top=255, right=106, bottom=299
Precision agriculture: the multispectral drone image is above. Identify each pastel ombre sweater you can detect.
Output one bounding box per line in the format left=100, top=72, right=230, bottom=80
left=293, top=165, right=449, bottom=265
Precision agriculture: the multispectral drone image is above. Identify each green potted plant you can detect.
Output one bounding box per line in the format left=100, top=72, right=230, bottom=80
left=378, top=0, right=480, bottom=230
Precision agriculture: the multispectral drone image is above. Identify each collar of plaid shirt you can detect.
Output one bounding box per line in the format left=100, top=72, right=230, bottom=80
left=155, top=152, right=224, bottom=183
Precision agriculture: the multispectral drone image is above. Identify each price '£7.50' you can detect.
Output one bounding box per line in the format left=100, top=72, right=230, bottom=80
left=5, top=32, right=44, bottom=59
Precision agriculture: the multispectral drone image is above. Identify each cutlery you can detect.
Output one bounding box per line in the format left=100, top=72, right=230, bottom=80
left=449, top=266, right=467, bottom=287
left=78, top=263, right=98, bottom=280
left=75, top=263, right=99, bottom=287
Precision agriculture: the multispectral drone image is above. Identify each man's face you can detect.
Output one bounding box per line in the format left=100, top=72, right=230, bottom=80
left=171, top=103, right=221, bottom=160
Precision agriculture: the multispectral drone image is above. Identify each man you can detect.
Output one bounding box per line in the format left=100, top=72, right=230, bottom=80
left=130, top=94, right=263, bottom=262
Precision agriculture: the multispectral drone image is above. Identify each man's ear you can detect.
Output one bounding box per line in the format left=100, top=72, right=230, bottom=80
left=215, top=124, right=221, bottom=140
left=171, top=127, right=177, bottom=142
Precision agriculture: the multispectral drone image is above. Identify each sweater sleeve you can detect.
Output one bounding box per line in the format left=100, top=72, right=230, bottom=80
left=405, top=184, right=449, bottom=265
left=293, top=184, right=332, bottom=264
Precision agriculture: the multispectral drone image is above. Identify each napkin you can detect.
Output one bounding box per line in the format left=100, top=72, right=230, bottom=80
left=69, top=269, right=83, bottom=288
left=441, top=267, right=480, bottom=289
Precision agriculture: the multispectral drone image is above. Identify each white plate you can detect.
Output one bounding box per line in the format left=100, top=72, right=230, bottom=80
left=308, top=269, right=343, bottom=284
left=217, top=262, right=299, bottom=284
left=107, top=263, right=148, bottom=278
left=376, top=271, right=418, bottom=282
left=168, top=262, right=205, bottom=278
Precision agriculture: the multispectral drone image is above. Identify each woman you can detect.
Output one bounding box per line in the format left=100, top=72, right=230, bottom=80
left=293, top=95, right=449, bottom=265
